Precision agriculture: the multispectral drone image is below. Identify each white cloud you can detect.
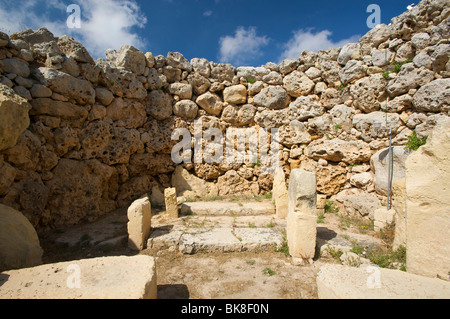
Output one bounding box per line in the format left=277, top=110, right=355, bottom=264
left=0, top=0, right=147, bottom=59
left=203, top=10, right=213, bottom=17
left=279, top=29, right=360, bottom=62
left=218, top=26, right=270, bottom=66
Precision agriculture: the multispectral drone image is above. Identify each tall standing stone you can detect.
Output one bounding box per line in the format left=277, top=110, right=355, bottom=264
left=127, top=195, right=152, bottom=251
left=272, top=167, right=289, bottom=219
left=165, top=188, right=179, bottom=219
left=405, top=118, right=450, bottom=278
left=287, top=169, right=317, bottom=264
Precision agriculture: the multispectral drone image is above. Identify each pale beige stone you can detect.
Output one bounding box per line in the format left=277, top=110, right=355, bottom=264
left=272, top=167, right=288, bottom=219
left=392, top=178, right=406, bottom=250
left=0, top=255, right=157, bottom=299
left=127, top=195, right=152, bottom=251
left=164, top=188, right=178, bottom=219
left=287, top=169, right=317, bottom=261
left=374, top=208, right=396, bottom=231
left=223, top=84, right=247, bottom=104
left=406, top=118, right=450, bottom=279
left=317, top=264, right=450, bottom=299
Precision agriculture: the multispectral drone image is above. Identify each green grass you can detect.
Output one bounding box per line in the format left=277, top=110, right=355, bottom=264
left=275, top=230, right=290, bottom=257
left=247, top=77, right=256, bottom=84
left=263, top=268, right=276, bottom=276
left=266, top=219, right=275, bottom=228
left=325, top=200, right=339, bottom=214
left=248, top=222, right=256, bottom=228
left=334, top=124, right=342, bottom=131
left=404, top=130, right=428, bottom=152
left=337, top=84, right=347, bottom=91
left=382, top=71, right=391, bottom=79
left=317, top=214, right=325, bottom=224
left=263, top=192, right=273, bottom=200
left=393, top=59, right=413, bottom=73
left=338, top=215, right=374, bottom=233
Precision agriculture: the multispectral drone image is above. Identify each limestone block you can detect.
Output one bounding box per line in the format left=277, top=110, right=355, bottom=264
left=127, top=195, right=152, bottom=251
left=374, top=208, right=396, bottom=231
left=0, top=256, right=157, bottom=299
left=272, top=167, right=288, bottom=219
left=164, top=188, right=179, bottom=219
left=406, top=118, right=450, bottom=278
left=287, top=169, right=317, bottom=261
left=0, top=204, right=43, bottom=272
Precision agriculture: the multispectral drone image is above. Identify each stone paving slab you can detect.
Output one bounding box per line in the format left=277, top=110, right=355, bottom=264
left=180, top=201, right=275, bottom=216
left=317, top=264, right=450, bottom=299
left=147, top=226, right=285, bottom=255
left=0, top=255, right=157, bottom=299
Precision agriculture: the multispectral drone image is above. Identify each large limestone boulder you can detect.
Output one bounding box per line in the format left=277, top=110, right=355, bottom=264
left=1, top=58, right=30, bottom=78
left=0, top=204, right=43, bottom=272
left=106, top=45, right=146, bottom=75
left=34, top=67, right=95, bottom=105
left=392, top=178, right=406, bottom=250
left=217, top=170, right=259, bottom=197
left=317, top=264, right=450, bottom=299
left=306, top=138, right=372, bottom=165
left=223, top=84, right=247, bottom=104
left=350, top=74, right=387, bottom=113
left=405, top=117, right=450, bottom=279
left=127, top=195, right=152, bottom=251
left=283, top=71, right=315, bottom=97
left=171, top=166, right=218, bottom=200
left=254, top=86, right=290, bottom=110
left=0, top=255, right=157, bottom=299
left=146, top=90, right=173, bottom=120
left=412, top=78, right=450, bottom=113
left=272, top=167, right=288, bottom=219
left=339, top=60, right=367, bottom=85
left=370, top=146, right=409, bottom=196
left=0, top=84, right=31, bottom=151
left=344, top=193, right=381, bottom=219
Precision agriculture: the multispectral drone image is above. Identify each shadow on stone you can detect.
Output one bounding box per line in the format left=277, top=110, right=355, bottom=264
left=157, top=284, right=190, bottom=299
left=0, top=274, right=10, bottom=287
left=315, top=227, right=338, bottom=260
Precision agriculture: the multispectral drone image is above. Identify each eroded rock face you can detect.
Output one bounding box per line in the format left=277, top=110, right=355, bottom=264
left=45, top=159, right=119, bottom=227
left=0, top=204, right=43, bottom=272
left=0, top=85, right=31, bottom=151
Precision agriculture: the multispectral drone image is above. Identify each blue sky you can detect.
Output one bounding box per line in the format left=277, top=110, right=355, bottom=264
left=0, top=0, right=415, bottom=66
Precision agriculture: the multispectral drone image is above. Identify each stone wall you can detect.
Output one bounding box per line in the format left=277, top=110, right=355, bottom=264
left=0, top=0, right=449, bottom=231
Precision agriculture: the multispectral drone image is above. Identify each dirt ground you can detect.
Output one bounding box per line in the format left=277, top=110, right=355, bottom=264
left=38, top=203, right=383, bottom=300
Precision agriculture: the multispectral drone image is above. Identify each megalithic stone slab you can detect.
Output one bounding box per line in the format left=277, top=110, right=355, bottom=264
left=127, top=194, right=152, bottom=251
left=287, top=169, right=317, bottom=262
left=272, top=167, right=289, bottom=219
left=164, top=187, right=179, bottom=219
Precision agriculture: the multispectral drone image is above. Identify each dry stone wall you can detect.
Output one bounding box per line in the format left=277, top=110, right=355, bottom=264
left=0, top=0, right=449, bottom=231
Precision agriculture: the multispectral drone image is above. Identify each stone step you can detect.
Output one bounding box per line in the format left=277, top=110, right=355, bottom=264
left=180, top=201, right=275, bottom=217
left=147, top=227, right=284, bottom=254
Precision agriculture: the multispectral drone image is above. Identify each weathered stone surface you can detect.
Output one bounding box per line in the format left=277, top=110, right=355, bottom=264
left=287, top=169, right=317, bottom=261
left=168, top=83, right=193, bottom=100
left=289, top=95, right=324, bottom=121
left=0, top=255, right=157, bottom=299
left=350, top=73, right=387, bottom=113
left=34, top=67, right=95, bottom=105
left=173, top=100, right=198, bottom=120
left=106, top=45, right=146, bottom=75
left=272, top=167, right=288, bottom=219
left=306, top=138, right=372, bottom=165
left=127, top=195, right=152, bottom=251
left=164, top=188, right=178, bottom=219
left=30, top=98, right=88, bottom=122
left=338, top=43, right=361, bottom=65
left=95, top=88, right=114, bottom=106
left=146, top=90, right=173, bottom=120
left=179, top=228, right=241, bottom=254
left=0, top=204, right=43, bottom=272
left=352, top=112, right=400, bottom=143
left=221, top=104, right=255, bottom=126
left=217, top=170, right=260, bottom=197
left=283, top=71, right=315, bottom=97
left=106, top=98, right=147, bottom=129
left=339, top=60, right=367, bottom=84
left=392, top=178, right=406, bottom=250
left=10, top=27, right=55, bottom=45
left=344, top=193, right=381, bottom=219
left=405, top=118, right=450, bottom=279
left=0, top=84, right=31, bottom=151
left=370, top=147, right=409, bottom=196
left=223, top=84, right=247, bottom=104
left=45, top=159, right=118, bottom=227
left=317, top=264, right=450, bottom=299
left=166, top=52, right=192, bottom=72
left=187, top=72, right=210, bottom=95
left=412, top=78, right=450, bottom=113
left=387, top=64, right=434, bottom=97
left=171, top=166, right=218, bottom=200
left=254, top=86, right=289, bottom=110
left=196, top=92, right=223, bottom=116
left=57, top=35, right=94, bottom=64
left=180, top=201, right=275, bottom=216
left=191, top=58, right=211, bottom=78
left=210, top=63, right=235, bottom=82
left=2, top=58, right=30, bottom=78
left=374, top=208, right=396, bottom=231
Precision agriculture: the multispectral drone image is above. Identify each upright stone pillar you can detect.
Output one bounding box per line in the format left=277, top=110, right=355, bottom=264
left=272, top=167, right=289, bottom=219
left=287, top=169, right=317, bottom=265
left=164, top=187, right=179, bottom=219
left=405, top=118, right=450, bottom=278
left=127, top=195, right=152, bottom=251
